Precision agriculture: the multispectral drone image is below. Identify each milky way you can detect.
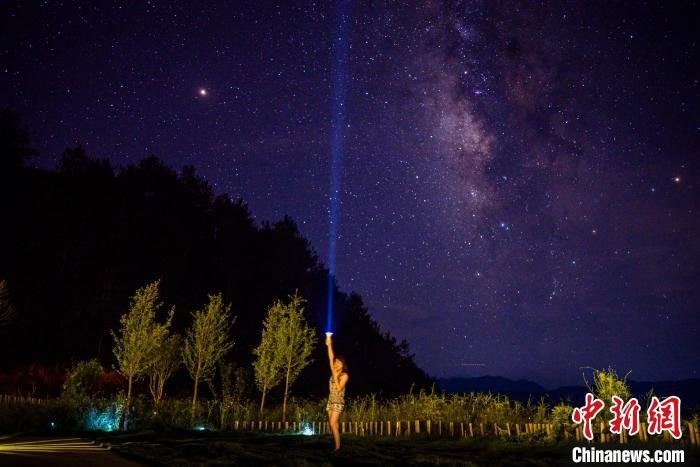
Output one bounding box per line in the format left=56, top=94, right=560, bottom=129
left=1, top=1, right=697, bottom=386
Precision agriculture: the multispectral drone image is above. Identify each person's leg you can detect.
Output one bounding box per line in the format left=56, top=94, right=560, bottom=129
left=330, top=409, right=341, bottom=450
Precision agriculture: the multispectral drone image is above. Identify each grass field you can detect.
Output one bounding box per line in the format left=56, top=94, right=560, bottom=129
left=91, top=430, right=700, bottom=466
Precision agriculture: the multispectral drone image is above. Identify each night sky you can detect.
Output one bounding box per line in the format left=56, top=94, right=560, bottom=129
left=2, top=1, right=698, bottom=387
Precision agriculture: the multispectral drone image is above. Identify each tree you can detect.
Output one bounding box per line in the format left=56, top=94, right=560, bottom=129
left=252, top=301, right=287, bottom=415
left=112, top=280, right=173, bottom=429
left=0, top=279, right=16, bottom=332
left=147, top=333, right=181, bottom=407
left=62, top=359, right=103, bottom=400
left=253, top=294, right=317, bottom=418
left=183, top=293, right=234, bottom=421
left=278, top=293, right=316, bottom=422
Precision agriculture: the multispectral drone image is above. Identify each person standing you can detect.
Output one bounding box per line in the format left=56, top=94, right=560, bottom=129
left=325, top=333, right=349, bottom=453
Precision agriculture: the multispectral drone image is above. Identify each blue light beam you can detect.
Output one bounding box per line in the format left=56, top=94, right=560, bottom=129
left=326, top=0, right=352, bottom=334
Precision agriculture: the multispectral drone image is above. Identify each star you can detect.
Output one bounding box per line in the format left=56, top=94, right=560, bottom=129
left=199, top=88, right=207, bottom=96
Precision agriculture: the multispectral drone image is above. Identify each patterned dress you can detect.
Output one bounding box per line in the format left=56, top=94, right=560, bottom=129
left=326, top=373, right=346, bottom=413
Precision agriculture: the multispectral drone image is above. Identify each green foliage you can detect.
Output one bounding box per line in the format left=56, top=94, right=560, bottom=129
left=62, top=359, right=103, bottom=400
left=148, top=333, right=182, bottom=406
left=183, top=292, right=234, bottom=419
left=252, top=293, right=316, bottom=419
left=550, top=402, right=573, bottom=438
left=112, top=280, right=173, bottom=429
left=584, top=367, right=631, bottom=422
left=112, top=280, right=174, bottom=383
left=278, top=293, right=316, bottom=388
left=252, top=298, right=289, bottom=413
left=183, top=293, right=234, bottom=384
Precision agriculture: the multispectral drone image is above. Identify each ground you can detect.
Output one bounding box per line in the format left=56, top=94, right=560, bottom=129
left=2, top=431, right=698, bottom=466
left=0, top=435, right=142, bottom=467
left=94, top=431, right=582, bottom=466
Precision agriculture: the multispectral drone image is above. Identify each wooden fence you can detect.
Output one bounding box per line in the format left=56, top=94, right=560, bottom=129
left=0, top=394, right=47, bottom=405
left=221, top=419, right=699, bottom=445
left=1, top=395, right=697, bottom=445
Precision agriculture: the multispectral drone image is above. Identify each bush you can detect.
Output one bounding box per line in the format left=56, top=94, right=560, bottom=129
left=62, top=359, right=103, bottom=400
left=584, top=367, right=631, bottom=423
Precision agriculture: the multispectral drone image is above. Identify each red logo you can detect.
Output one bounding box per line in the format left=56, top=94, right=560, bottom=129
left=572, top=393, right=605, bottom=441
left=647, top=396, right=682, bottom=439
left=572, top=393, right=682, bottom=440
left=609, top=396, right=641, bottom=436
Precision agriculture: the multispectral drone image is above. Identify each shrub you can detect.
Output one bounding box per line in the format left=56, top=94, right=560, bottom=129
left=62, top=359, right=103, bottom=400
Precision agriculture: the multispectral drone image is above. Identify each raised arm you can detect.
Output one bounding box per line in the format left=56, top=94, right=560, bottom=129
left=326, top=334, right=335, bottom=372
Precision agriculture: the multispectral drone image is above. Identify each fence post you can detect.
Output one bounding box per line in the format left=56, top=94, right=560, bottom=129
left=415, top=420, right=420, bottom=434
left=449, top=422, right=454, bottom=437
left=469, top=422, right=474, bottom=437
left=479, top=423, right=484, bottom=436
left=506, top=423, right=511, bottom=437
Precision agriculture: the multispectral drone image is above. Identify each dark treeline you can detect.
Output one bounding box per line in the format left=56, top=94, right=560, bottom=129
left=0, top=109, right=431, bottom=399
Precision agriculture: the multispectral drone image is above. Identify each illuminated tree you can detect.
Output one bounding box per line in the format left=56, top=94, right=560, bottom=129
left=0, top=279, right=16, bottom=332
left=112, top=280, right=173, bottom=429
left=147, top=333, right=181, bottom=407
left=183, top=293, right=234, bottom=421
left=252, top=301, right=286, bottom=415
left=254, top=293, right=316, bottom=421
left=279, top=293, right=316, bottom=422
left=62, top=359, right=103, bottom=400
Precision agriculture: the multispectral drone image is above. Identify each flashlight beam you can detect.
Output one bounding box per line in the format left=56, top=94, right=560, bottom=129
left=325, top=0, right=352, bottom=334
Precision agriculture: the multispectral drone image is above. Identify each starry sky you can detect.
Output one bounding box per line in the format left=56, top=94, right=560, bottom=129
left=2, top=1, right=698, bottom=387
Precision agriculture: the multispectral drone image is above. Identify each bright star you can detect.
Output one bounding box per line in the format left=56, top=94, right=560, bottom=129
left=199, top=88, right=207, bottom=96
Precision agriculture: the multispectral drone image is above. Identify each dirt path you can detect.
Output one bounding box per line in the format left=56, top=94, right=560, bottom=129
left=0, top=436, right=144, bottom=466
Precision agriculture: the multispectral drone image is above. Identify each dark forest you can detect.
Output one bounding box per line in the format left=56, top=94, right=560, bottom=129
left=0, top=108, right=431, bottom=399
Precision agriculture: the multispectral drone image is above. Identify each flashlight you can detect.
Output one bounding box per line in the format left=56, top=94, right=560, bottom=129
left=326, top=332, right=333, bottom=338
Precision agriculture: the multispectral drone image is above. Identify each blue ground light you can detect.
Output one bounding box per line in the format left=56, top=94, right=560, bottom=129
left=326, top=0, right=352, bottom=334
left=85, top=405, right=122, bottom=432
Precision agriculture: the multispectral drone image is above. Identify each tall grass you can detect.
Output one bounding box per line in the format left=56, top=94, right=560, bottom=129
left=1, top=390, right=564, bottom=433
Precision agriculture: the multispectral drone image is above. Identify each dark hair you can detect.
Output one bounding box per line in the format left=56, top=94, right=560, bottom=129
left=334, top=355, right=348, bottom=372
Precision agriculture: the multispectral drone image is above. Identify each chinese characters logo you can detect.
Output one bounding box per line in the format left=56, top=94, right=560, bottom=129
left=571, top=393, right=681, bottom=441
